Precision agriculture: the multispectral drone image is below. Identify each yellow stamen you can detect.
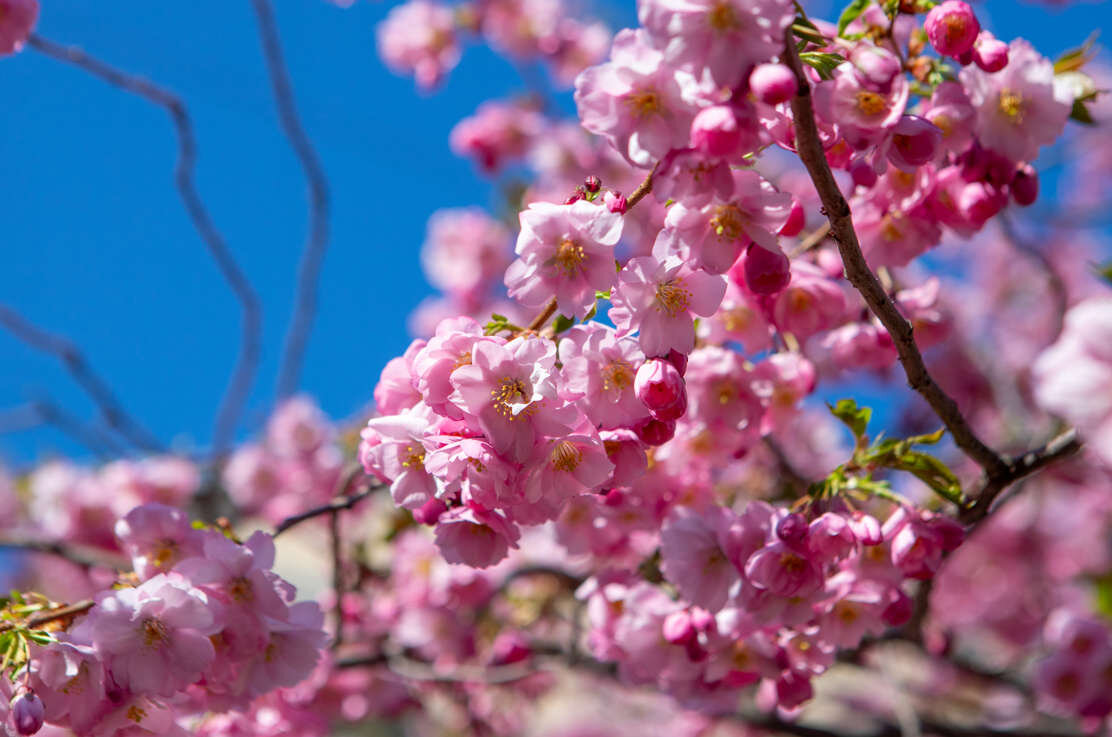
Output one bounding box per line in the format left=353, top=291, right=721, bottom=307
left=553, top=238, right=586, bottom=277
left=998, top=89, right=1025, bottom=123
left=654, top=280, right=692, bottom=317
left=856, top=90, right=887, bottom=116
left=627, top=89, right=661, bottom=118
left=550, top=440, right=583, bottom=472
left=710, top=203, right=746, bottom=241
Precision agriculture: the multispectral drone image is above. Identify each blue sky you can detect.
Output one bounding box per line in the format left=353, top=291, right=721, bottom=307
left=0, top=0, right=1107, bottom=466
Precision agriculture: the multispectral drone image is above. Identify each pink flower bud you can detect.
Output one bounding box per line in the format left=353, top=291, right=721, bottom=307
left=690, top=103, right=758, bottom=159
left=924, top=1, right=980, bottom=58
left=850, top=45, right=901, bottom=91
left=10, top=689, right=45, bottom=736
left=776, top=513, right=809, bottom=547
left=776, top=671, right=814, bottom=710
left=959, top=181, right=1005, bottom=226
left=605, top=190, right=628, bottom=214
left=489, top=631, right=531, bottom=665
left=635, top=359, right=687, bottom=420
left=848, top=157, right=879, bottom=188
left=882, top=589, right=913, bottom=626
left=413, top=497, right=448, bottom=525
left=565, top=190, right=584, bottom=205
left=972, top=32, right=1008, bottom=72
left=584, top=175, right=602, bottom=193
left=632, top=416, right=677, bottom=446
left=1011, top=164, right=1039, bottom=206
left=888, top=115, right=942, bottom=170
left=663, top=349, right=688, bottom=376
left=779, top=197, right=805, bottom=237
left=662, top=610, right=696, bottom=644
left=749, top=62, right=797, bottom=104
left=743, top=243, right=791, bottom=296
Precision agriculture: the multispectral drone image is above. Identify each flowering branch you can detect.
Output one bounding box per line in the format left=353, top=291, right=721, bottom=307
left=781, top=31, right=1082, bottom=514
left=26, top=33, right=263, bottom=457
left=272, top=464, right=380, bottom=537
left=0, top=600, right=95, bottom=635
left=248, top=0, right=333, bottom=401
left=0, top=304, right=163, bottom=453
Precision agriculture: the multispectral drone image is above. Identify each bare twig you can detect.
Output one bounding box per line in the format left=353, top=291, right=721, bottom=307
left=0, top=538, right=130, bottom=571
left=272, top=464, right=379, bottom=537
left=625, top=163, right=657, bottom=211
left=248, top=0, right=332, bottom=400
left=329, top=508, right=345, bottom=649
left=0, top=304, right=163, bottom=453
left=27, top=397, right=126, bottom=460
left=28, top=34, right=263, bottom=457
left=780, top=32, right=1082, bottom=515
left=0, top=599, right=96, bottom=634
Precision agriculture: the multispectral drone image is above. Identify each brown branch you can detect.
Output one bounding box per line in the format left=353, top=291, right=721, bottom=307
left=248, top=0, right=333, bottom=401
left=0, top=305, right=163, bottom=453
left=27, top=34, right=263, bottom=457
left=272, top=464, right=380, bottom=537
left=625, top=163, right=657, bottom=211
left=329, top=508, right=345, bottom=649
left=0, top=600, right=96, bottom=635
left=780, top=32, right=1084, bottom=519
left=0, top=537, right=130, bottom=571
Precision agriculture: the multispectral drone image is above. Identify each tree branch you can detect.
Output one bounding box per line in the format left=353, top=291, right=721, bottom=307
left=780, top=32, right=1083, bottom=516
left=248, top=0, right=333, bottom=401
left=0, top=304, right=163, bottom=453
left=27, top=34, right=263, bottom=457
left=0, top=537, right=130, bottom=571
left=0, top=599, right=96, bottom=635
left=272, top=464, right=380, bottom=537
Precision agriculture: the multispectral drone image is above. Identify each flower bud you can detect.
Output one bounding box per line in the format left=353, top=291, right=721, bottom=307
left=489, top=631, right=531, bottom=665
left=779, top=197, right=805, bottom=237
left=662, top=610, right=696, bottom=644
left=749, top=63, right=797, bottom=105
left=882, top=589, right=913, bottom=627
left=848, top=157, right=878, bottom=188
left=10, top=689, right=45, bottom=736
left=413, top=497, right=448, bottom=526
left=776, top=512, right=810, bottom=547
left=663, top=349, right=688, bottom=376
left=605, top=190, right=628, bottom=214
left=959, top=181, right=1005, bottom=226
left=924, top=1, right=980, bottom=58
left=632, top=416, right=677, bottom=446
left=743, top=243, right=792, bottom=296
left=635, top=359, right=687, bottom=419
left=565, top=190, right=584, bottom=205
left=584, top=175, right=601, bottom=193
left=1011, top=164, right=1038, bottom=206
left=972, top=32, right=1008, bottom=73
left=690, top=102, right=758, bottom=158
left=888, top=115, right=942, bottom=170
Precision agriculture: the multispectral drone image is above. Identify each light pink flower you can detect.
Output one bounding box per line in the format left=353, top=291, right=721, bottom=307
left=610, top=256, right=727, bottom=357
left=505, top=200, right=624, bottom=319
left=376, top=0, right=460, bottom=90
left=434, top=505, right=521, bottom=568
left=114, top=503, right=204, bottom=581
left=558, top=323, right=650, bottom=429
left=660, top=506, right=740, bottom=612
left=814, top=48, right=909, bottom=150
left=421, top=210, right=511, bottom=301
left=450, top=100, right=546, bottom=172
left=520, top=432, right=615, bottom=504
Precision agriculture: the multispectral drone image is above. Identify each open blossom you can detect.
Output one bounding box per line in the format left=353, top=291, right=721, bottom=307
left=421, top=209, right=511, bottom=302
left=520, top=432, right=615, bottom=505
left=638, top=0, right=794, bottom=88
left=450, top=100, right=546, bottom=172
left=360, top=408, right=438, bottom=510
left=505, top=200, right=624, bottom=319
left=80, top=573, right=221, bottom=697
left=558, top=323, right=649, bottom=429
left=114, top=503, right=204, bottom=581
left=660, top=506, right=740, bottom=612
left=814, top=47, right=908, bottom=150
left=610, top=256, right=727, bottom=357
left=1033, top=297, right=1112, bottom=467
left=0, top=0, right=37, bottom=56
left=960, top=39, right=1072, bottom=163
left=434, top=505, right=521, bottom=568
left=575, top=29, right=700, bottom=168
left=376, top=0, right=460, bottom=90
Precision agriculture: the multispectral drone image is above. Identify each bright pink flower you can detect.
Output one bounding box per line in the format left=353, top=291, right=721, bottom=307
left=887, top=115, right=943, bottom=170
left=960, top=39, right=1072, bottom=163
left=574, top=29, right=700, bottom=167
left=689, top=102, right=762, bottom=159
left=970, top=31, right=1009, bottom=72
left=738, top=242, right=791, bottom=296
left=884, top=506, right=964, bottom=580
left=922, top=81, right=976, bottom=157
left=450, top=337, right=578, bottom=462
left=558, top=324, right=650, bottom=429
left=360, top=409, right=438, bottom=510
left=660, top=506, right=740, bottom=612
left=0, top=0, right=37, bottom=56
left=376, top=0, right=460, bottom=90
left=750, top=63, right=797, bottom=105
left=853, top=202, right=941, bottom=267
left=771, top=261, right=848, bottom=340
left=638, top=0, right=794, bottom=88
left=924, top=1, right=980, bottom=58
left=114, top=503, right=204, bottom=581
left=697, top=281, right=773, bottom=353
left=421, top=210, right=511, bottom=301
left=610, top=256, right=726, bottom=356
left=412, top=317, right=503, bottom=420
left=744, top=540, right=823, bottom=598
left=82, top=573, right=220, bottom=697
left=814, top=47, right=908, bottom=149
left=635, top=358, right=686, bottom=420
left=433, top=505, right=521, bottom=568
left=374, top=338, right=425, bottom=414
left=505, top=200, right=624, bottom=319
left=751, top=352, right=816, bottom=433
left=450, top=100, right=546, bottom=172
left=520, top=432, right=615, bottom=504
left=652, top=149, right=735, bottom=208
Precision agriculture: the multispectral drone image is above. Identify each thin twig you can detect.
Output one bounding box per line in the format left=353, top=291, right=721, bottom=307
left=28, top=398, right=126, bottom=460
left=248, top=0, right=332, bottom=400
left=329, top=508, right=344, bottom=649
left=0, top=600, right=96, bottom=634
left=0, top=304, right=163, bottom=453
left=0, top=538, right=130, bottom=571
left=28, top=34, right=263, bottom=457
left=780, top=31, right=1083, bottom=515
left=272, top=464, right=379, bottom=537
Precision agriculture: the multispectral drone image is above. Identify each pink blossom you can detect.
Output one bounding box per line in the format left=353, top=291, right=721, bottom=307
left=114, top=503, right=204, bottom=581
left=0, top=0, right=37, bottom=56
left=638, top=0, right=794, bottom=88
left=922, top=81, right=976, bottom=157
left=924, top=1, right=980, bottom=58
left=242, top=601, right=328, bottom=698
left=635, top=358, right=687, bottom=420
left=960, top=39, right=1072, bottom=163
left=266, top=395, right=333, bottom=458
left=609, top=256, right=727, bottom=356
left=750, top=63, right=797, bottom=105
left=697, top=281, right=772, bottom=353
left=558, top=324, right=650, bottom=429
left=574, top=29, right=700, bottom=167
left=360, top=409, right=438, bottom=510
left=412, top=317, right=503, bottom=420
left=883, top=506, right=964, bottom=580
left=421, top=210, right=511, bottom=302
left=744, top=541, right=823, bottom=598
left=434, top=505, right=521, bottom=568
left=174, top=531, right=289, bottom=621
left=505, top=200, right=624, bottom=319
left=450, top=100, right=546, bottom=172
left=373, top=338, right=425, bottom=414
left=771, top=261, right=848, bottom=340
left=660, top=507, right=740, bottom=612
left=814, top=47, right=909, bottom=149
left=520, top=432, right=615, bottom=504
left=651, top=149, right=736, bottom=209
left=81, top=573, right=221, bottom=697
left=30, top=638, right=107, bottom=735
left=689, top=102, right=762, bottom=159
left=376, top=0, right=460, bottom=90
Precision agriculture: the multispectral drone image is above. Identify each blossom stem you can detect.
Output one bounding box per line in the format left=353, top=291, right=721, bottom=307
left=0, top=600, right=96, bottom=635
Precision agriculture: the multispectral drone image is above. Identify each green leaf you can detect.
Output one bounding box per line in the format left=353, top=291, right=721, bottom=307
left=837, top=0, right=872, bottom=37
left=24, top=630, right=56, bottom=646
left=890, top=451, right=965, bottom=506
left=799, top=51, right=845, bottom=81
left=1071, top=97, right=1096, bottom=125
left=1098, top=261, right=1112, bottom=285
left=594, top=290, right=611, bottom=301
left=828, top=398, right=871, bottom=440
left=551, top=315, right=575, bottom=335
left=1094, top=574, right=1112, bottom=621
left=1054, top=33, right=1099, bottom=75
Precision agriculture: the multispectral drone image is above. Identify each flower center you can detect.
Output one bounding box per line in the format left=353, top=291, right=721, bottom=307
left=942, top=16, right=970, bottom=45
left=402, top=443, right=426, bottom=469
left=601, top=360, right=634, bottom=392
left=142, top=617, right=170, bottom=648
left=554, top=238, right=586, bottom=277
left=856, top=90, right=887, bottom=116
left=150, top=539, right=178, bottom=569
left=998, top=89, right=1025, bottom=123
left=779, top=552, right=807, bottom=574
left=654, top=280, right=692, bottom=317
left=550, top=440, right=583, bottom=472
left=627, top=89, right=661, bottom=118
left=491, top=377, right=531, bottom=419
left=722, top=306, right=752, bottom=332
left=229, top=576, right=254, bottom=603
left=710, top=204, right=746, bottom=241
left=707, top=1, right=739, bottom=31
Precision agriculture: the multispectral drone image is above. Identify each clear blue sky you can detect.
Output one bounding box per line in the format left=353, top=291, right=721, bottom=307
left=0, top=0, right=1106, bottom=466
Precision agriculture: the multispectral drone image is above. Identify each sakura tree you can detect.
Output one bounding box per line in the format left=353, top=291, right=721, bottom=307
left=1, top=0, right=1111, bottom=736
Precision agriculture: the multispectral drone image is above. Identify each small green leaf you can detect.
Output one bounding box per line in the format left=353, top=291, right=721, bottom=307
left=551, top=314, right=576, bottom=335
left=583, top=303, right=598, bottom=322
left=1054, top=33, right=1099, bottom=75
left=24, top=630, right=56, bottom=646
left=799, top=51, right=845, bottom=81
left=594, top=290, right=611, bottom=301
left=1097, top=261, right=1112, bottom=285
left=837, top=0, right=872, bottom=37
left=829, top=398, right=871, bottom=440
left=891, top=451, right=964, bottom=506
left=1071, top=97, right=1096, bottom=125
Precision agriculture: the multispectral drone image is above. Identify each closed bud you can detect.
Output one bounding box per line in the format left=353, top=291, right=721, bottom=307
left=11, top=689, right=45, bottom=736
left=924, top=1, right=980, bottom=58
left=779, top=197, right=806, bottom=237
left=1011, top=164, right=1038, bottom=206
left=849, top=157, right=879, bottom=188
left=662, top=610, right=696, bottom=644
left=749, top=63, right=797, bottom=105
left=776, top=512, right=810, bottom=547
left=972, top=32, right=1008, bottom=73
left=584, top=175, right=602, bottom=193
left=635, top=359, right=687, bottom=419
left=413, top=497, right=448, bottom=525
left=632, top=416, right=677, bottom=446
left=889, top=114, right=942, bottom=170
left=690, top=103, right=752, bottom=158
left=743, top=243, right=792, bottom=296
left=663, top=349, right=689, bottom=376
left=605, top=190, right=628, bottom=214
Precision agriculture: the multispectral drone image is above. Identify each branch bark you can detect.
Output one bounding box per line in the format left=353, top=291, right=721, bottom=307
left=272, top=464, right=380, bottom=537
left=27, top=34, right=263, bottom=457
